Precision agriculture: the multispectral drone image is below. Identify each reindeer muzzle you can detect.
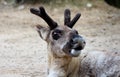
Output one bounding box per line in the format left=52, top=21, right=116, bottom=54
left=63, top=35, right=86, bottom=57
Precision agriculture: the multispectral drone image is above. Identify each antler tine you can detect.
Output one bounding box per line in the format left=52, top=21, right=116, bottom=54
left=68, top=13, right=81, bottom=28
left=30, top=6, right=57, bottom=30
left=64, top=9, right=71, bottom=26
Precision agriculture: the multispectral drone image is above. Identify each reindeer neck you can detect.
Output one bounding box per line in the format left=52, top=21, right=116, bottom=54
left=48, top=51, right=72, bottom=71
left=47, top=50, right=80, bottom=77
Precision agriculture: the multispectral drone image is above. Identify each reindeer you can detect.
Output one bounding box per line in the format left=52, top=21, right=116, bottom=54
left=30, top=6, right=120, bottom=77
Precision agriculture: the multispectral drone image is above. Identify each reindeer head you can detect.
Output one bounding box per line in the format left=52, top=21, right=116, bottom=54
left=30, top=7, right=86, bottom=57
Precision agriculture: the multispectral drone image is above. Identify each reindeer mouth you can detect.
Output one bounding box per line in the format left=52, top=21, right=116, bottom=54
left=69, top=46, right=82, bottom=57
left=63, top=43, right=83, bottom=57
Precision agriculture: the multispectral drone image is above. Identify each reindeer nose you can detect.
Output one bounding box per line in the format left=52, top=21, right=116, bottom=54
left=70, top=35, right=86, bottom=50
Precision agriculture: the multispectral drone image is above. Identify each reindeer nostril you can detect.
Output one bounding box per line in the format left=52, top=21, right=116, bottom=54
left=70, top=39, right=75, bottom=44
left=70, top=37, right=81, bottom=46
left=83, top=41, right=86, bottom=44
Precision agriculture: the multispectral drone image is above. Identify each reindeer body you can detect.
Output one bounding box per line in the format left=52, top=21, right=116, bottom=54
left=79, top=51, right=120, bottom=77
left=30, top=7, right=120, bottom=77
left=48, top=49, right=120, bottom=77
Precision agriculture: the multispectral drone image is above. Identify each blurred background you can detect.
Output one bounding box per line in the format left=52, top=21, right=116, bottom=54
left=0, top=0, right=120, bottom=77
left=1, top=0, right=120, bottom=8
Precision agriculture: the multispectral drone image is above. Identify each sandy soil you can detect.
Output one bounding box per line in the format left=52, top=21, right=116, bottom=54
left=0, top=1, right=120, bottom=77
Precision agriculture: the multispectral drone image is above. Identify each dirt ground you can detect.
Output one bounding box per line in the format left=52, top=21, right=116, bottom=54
left=0, top=1, right=120, bottom=77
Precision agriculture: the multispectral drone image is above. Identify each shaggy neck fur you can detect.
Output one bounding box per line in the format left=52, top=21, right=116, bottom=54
left=47, top=49, right=80, bottom=77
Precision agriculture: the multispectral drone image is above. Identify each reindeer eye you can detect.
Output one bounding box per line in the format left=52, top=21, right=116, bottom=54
left=52, top=29, right=62, bottom=40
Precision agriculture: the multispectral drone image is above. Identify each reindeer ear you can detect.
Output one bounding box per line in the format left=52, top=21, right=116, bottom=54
left=36, top=25, right=50, bottom=40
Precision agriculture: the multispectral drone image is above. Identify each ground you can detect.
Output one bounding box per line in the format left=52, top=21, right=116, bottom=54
left=0, top=1, right=120, bottom=77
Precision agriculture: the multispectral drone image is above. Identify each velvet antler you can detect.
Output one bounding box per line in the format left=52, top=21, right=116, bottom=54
left=68, top=13, right=81, bottom=28
left=30, top=6, right=57, bottom=30
left=64, top=9, right=81, bottom=28
left=64, top=9, right=71, bottom=26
